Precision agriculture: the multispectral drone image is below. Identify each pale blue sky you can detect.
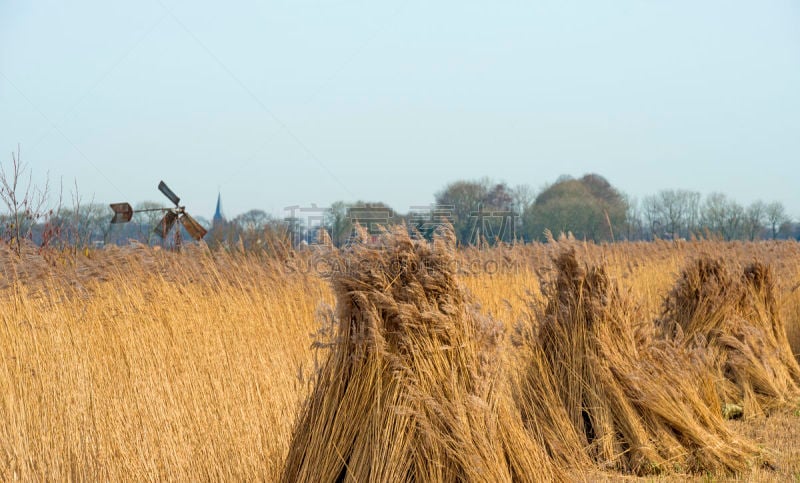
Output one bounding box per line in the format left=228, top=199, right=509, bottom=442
left=2, top=1, right=799, bottom=220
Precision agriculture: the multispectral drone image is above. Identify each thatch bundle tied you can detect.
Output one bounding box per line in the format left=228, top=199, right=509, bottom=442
left=517, top=249, right=760, bottom=475
left=660, top=257, right=800, bottom=417
left=283, top=228, right=559, bottom=482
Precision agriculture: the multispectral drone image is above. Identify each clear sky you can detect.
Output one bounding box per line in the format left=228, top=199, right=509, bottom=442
left=2, top=1, right=799, bottom=221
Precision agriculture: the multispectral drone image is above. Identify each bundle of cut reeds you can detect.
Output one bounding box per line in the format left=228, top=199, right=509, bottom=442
left=282, top=227, right=560, bottom=482
left=660, top=257, right=800, bottom=417
left=516, top=249, right=760, bottom=475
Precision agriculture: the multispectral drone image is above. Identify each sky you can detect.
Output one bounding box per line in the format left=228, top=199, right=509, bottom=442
left=1, top=0, right=799, bottom=221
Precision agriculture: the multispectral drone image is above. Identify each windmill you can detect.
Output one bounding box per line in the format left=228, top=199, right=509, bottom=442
left=109, top=181, right=207, bottom=249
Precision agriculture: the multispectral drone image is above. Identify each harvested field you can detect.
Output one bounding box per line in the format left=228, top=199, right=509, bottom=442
left=1, top=238, right=799, bottom=481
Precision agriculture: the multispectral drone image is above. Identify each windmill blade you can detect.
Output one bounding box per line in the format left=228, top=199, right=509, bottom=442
left=154, top=211, right=178, bottom=238
left=180, top=212, right=207, bottom=240
left=158, top=181, right=181, bottom=206
left=109, top=202, right=134, bottom=224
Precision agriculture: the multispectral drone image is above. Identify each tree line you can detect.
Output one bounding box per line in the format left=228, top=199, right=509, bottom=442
left=436, top=174, right=796, bottom=244
left=1, top=149, right=797, bottom=252
left=208, top=174, right=797, bottom=248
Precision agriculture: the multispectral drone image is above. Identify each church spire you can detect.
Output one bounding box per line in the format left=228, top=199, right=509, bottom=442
left=213, top=192, right=225, bottom=226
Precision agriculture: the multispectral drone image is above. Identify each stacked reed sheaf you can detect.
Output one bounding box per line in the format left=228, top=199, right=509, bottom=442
left=282, top=227, right=560, bottom=482
left=659, top=257, right=800, bottom=417
left=515, top=249, right=760, bottom=475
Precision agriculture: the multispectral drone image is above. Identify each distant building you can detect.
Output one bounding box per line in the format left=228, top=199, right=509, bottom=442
left=213, top=192, right=225, bottom=227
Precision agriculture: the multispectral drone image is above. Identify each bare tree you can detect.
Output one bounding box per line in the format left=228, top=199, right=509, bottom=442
left=68, top=181, right=91, bottom=248
left=234, top=209, right=271, bottom=232
left=765, top=202, right=789, bottom=240
left=743, top=200, right=767, bottom=241
left=641, top=190, right=700, bottom=239
left=233, top=209, right=272, bottom=249
left=0, top=146, right=51, bottom=254
left=723, top=201, right=745, bottom=241
left=510, top=184, right=536, bottom=215
left=39, top=178, right=65, bottom=249
left=701, top=193, right=730, bottom=239
left=623, top=195, right=645, bottom=240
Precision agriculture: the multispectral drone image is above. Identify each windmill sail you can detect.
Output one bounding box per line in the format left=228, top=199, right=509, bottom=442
left=158, top=181, right=181, bottom=206
left=109, top=202, right=134, bottom=224
left=154, top=211, right=179, bottom=238
left=180, top=212, right=207, bottom=240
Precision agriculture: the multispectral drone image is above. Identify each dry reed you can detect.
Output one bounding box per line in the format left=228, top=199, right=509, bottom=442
left=515, top=249, right=761, bottom=475
left=660, top=257, right=800, bottom=417
left=1, top=238, right=799, bottom=481
left=283, top=227, right=561, bottom=482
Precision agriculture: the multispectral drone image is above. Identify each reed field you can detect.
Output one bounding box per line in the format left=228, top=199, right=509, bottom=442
left=1, top=235, right=800, bottom=481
